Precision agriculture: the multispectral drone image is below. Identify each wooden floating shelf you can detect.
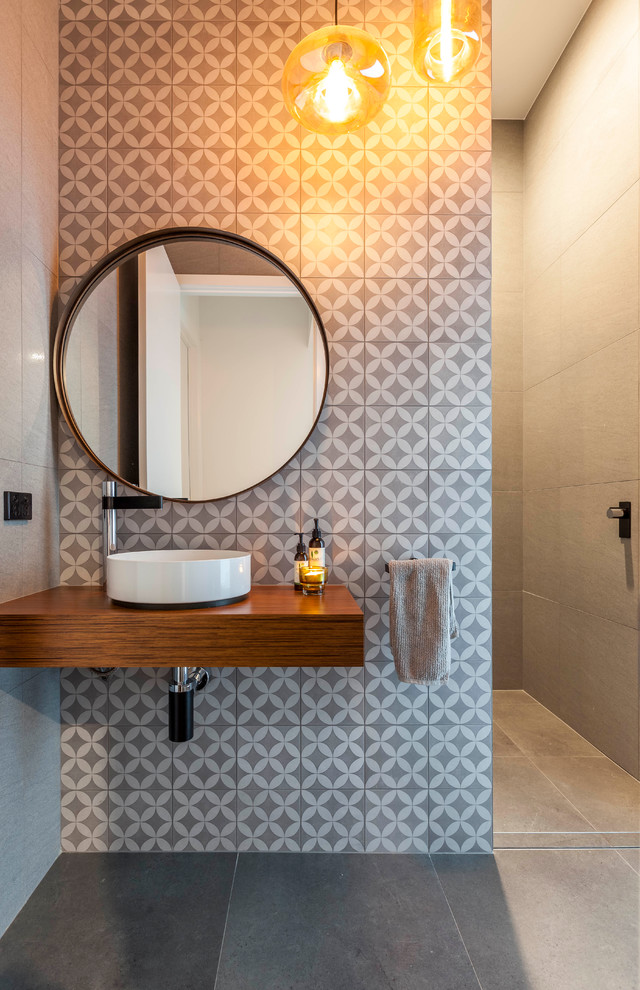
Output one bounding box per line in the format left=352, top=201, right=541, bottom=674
left=0, top=585, right=364, bottom=668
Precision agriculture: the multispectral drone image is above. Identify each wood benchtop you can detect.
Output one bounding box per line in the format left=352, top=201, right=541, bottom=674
left=0, top=585, right=363, bottom=668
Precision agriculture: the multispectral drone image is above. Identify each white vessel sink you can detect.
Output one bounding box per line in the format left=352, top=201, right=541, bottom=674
left=106, top=549, right=251, bottom=609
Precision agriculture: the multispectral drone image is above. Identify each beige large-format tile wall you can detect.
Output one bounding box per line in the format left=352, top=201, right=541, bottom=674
left=0, top=0, right=61, bottom=936
left=522, top=0, right=640, bottom=777
left=492, top=120, right=523, bottom=688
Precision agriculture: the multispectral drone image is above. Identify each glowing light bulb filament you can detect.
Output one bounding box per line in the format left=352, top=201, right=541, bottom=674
left=315, top=58, right=359, bottom=124
left=440, top=0, right=454, bottom=82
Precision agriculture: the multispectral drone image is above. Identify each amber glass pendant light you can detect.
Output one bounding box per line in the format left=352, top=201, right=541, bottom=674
left=413, top=0, right=482, bottom=84
left=282, top=0, right=390, bottom=135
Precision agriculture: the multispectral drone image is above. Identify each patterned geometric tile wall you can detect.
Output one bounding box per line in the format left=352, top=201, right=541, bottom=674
left=58, top=0, right=492, bottom=853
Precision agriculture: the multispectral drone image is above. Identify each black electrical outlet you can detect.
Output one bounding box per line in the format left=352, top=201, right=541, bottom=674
left=3, top=491, right=32, bottom=521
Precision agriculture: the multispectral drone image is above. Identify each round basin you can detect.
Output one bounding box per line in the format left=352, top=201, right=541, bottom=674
left=106, top=549, right=251, bottom=609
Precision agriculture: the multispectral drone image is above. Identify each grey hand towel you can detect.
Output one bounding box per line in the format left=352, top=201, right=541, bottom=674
left=388, top=558, right=458, bottom=686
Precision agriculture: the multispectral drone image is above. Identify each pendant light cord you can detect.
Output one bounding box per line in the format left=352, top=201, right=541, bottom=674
left=334, top=0, right=338, bottom=25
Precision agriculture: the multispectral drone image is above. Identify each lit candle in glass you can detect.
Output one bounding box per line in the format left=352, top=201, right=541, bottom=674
left=299, top=564, right=327, bottom=595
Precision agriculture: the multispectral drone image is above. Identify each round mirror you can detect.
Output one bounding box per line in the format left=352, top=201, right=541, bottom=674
left=54, top=228, right=329, bottom=502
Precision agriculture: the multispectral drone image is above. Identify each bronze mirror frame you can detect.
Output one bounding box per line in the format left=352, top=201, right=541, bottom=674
left=53, top=226, right=330, bottom=503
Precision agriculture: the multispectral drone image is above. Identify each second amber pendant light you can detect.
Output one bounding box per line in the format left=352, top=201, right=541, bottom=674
left=414, top=0, right=482, bottom=84
left=282, top=0, right=391, bottom=135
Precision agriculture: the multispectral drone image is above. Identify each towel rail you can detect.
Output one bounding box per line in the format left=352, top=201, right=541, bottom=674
left=385, top=559, right=456, bottom=573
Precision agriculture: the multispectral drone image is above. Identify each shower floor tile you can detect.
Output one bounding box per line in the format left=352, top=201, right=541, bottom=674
left=493, top=757, right=596, bottom=836
left=492, top=723, right=524, bottom=757
left=494, top=696, right=602, bottom=759
left=534, top=756, right=640, bottom=832
left=615, top=847, right=640, bottom=874
left=494, top=691, right=640, bottom=848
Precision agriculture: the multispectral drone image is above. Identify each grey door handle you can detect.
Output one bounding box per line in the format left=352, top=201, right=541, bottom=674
left=607, top=507, right=624, bottom=519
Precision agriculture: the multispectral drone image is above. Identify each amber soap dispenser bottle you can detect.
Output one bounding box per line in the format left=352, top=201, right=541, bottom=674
left=293, top=532, right=308, bottom=590
left=309, top=518, right=326, bottom=568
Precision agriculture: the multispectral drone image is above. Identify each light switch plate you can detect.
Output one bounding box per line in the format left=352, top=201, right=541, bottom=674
left=3, top=491, right=32, bottom=521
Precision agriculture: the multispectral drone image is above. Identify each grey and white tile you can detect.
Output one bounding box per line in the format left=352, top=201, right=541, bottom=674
left=365, top=471, right=429, bottom=534
left=365, top=406, right=429, bottom=471
left=173, top=789, right=237, bottom=851
left=428, top=786, right=492, bottom=853
left=365, top=341, right=430, bottom=405
left=237, top=668, right=300, bottom=727
left=299, top=406, right=365, bottom=471
left=60, top=788, right=109, bottom=853
left=365, top=788, right=430, bottom=853
left=300, top=789, right=365, bottom=852
left=365, top=724, right=430, bottom=788
left=301, top=468, right=365, bottom=534
left=428, top=470, right=492, bottom=535
left=428, top=341, right=492, bottom=406
left=428, top=406, right=491, bottom=471
left=236, top=469, right=301, bottom=534
left=173, top=725, right=237, bottom=790
left=301, top=725, right=365, bottom=790
left=108, top=724, right=173, bottom=790
left=236, top=725, right=301, bottom=790
left=236, top=789, right=301, bottom=852
left=108, top=789, right=173, bottom=851
left=301, top=667, right=365, bottom=726
left=364, top=660, right=430, bottom=726
left=108, top=668, right=171, bottom=726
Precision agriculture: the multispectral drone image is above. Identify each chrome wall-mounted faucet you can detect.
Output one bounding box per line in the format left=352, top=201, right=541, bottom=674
left=102, top=481, right=164, bottom=556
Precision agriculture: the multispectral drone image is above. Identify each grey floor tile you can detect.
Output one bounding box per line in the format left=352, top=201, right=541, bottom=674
left=493, top=757, right=596, bottom=835
left=215, top=853, right=481, bottom=990
left=0, top=853, right=237, bottom=990
left=433, top=850, right=640, bottom=990
left=534, top=756, right=640, bottom=832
